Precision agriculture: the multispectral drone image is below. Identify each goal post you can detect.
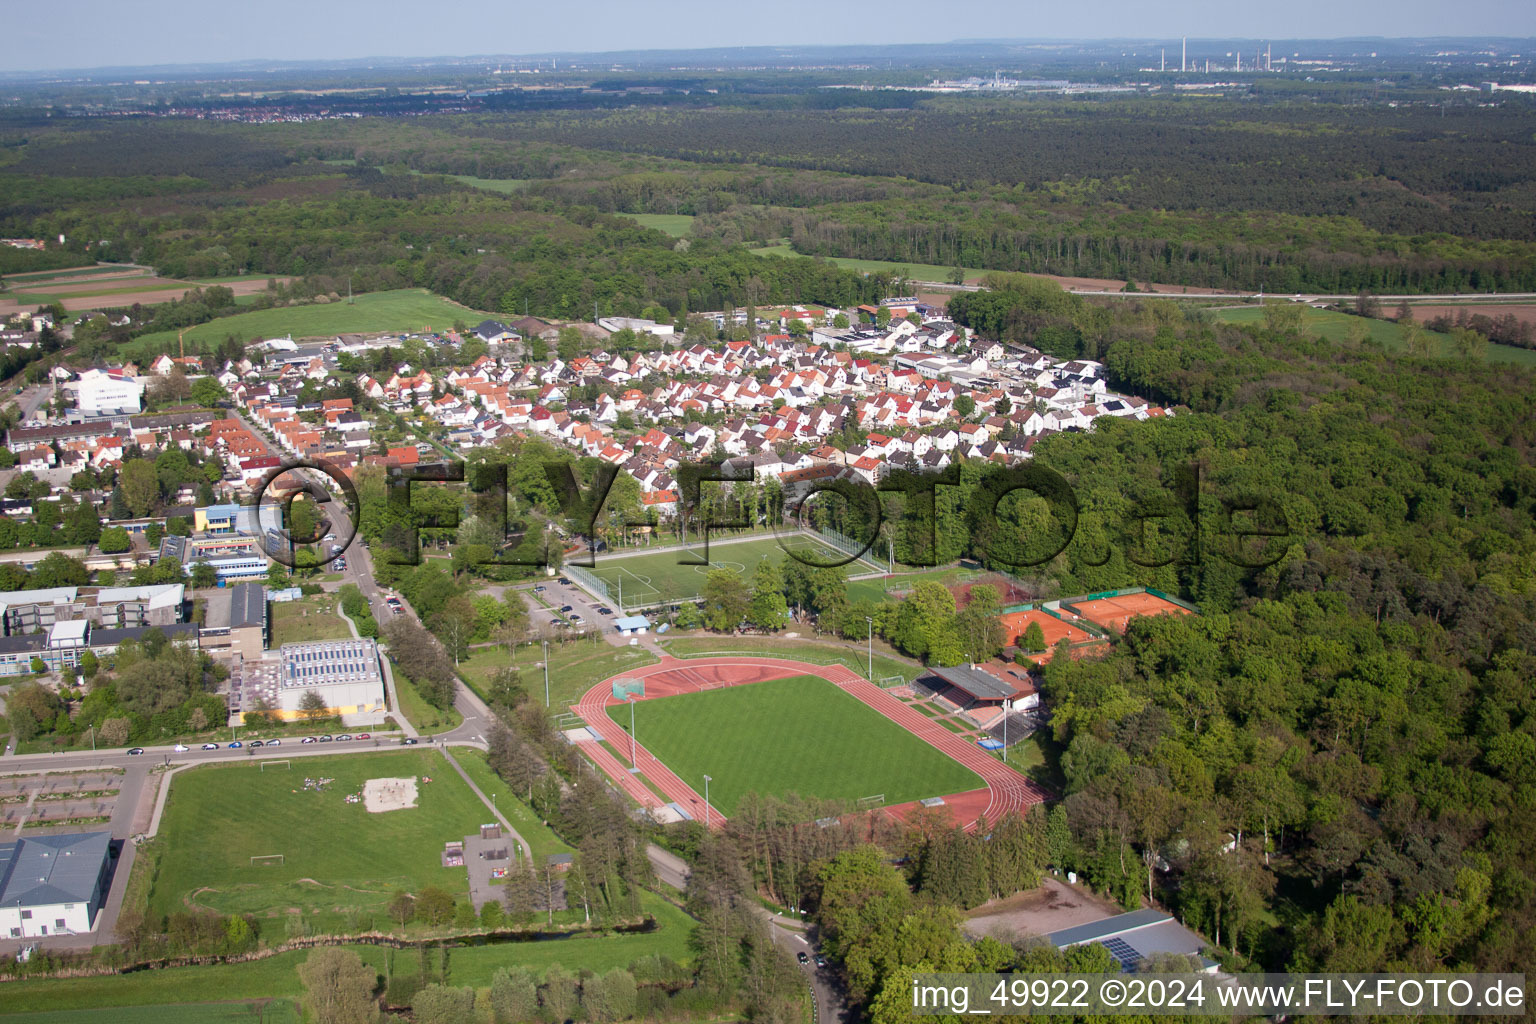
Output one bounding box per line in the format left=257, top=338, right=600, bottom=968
left=856, top=794, right=885, bottom=809
left=250, top=854, right=285, bottom=866
left=259, top=760, right=290, bottom=772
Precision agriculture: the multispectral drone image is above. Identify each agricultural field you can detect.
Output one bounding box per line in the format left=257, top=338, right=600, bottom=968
left=127, top=288, right=495, bottom=355
left=580, top=532, right=881, bottom=609
left=606, top=675, right=980, bottom=814
left=0, top=267, right=282, bottom=316
left=620, top=213, right=695, bottom=237
left=145, top=750, right=494, bottom=932
left=1210, top=304, right=1536, bottom=367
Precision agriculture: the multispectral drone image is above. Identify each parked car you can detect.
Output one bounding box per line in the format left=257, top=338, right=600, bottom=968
left=228, top=741, right=243, bottom=749
left=173, top=743, right=188, bottom=752
left=814, top=954, right=827, bottom=968
left=560, top=604, right=573, bottom=613
left=533, top=585, right=547, bottom=593
left=249, top=740, right=264, bottom=748
left=355, top=733, right=370, bottom=740
left=797, top=952, right=809, bottom=964
left=301, top=736, right=318, bottom=744
left=569, top=614, right=583, bottom=623
left=127, top=747, right=145, bottom=755
left=596, top=606, right=613, bottom=616
left=201, top=743, right=219, bottom=750
left=558, top=577, right=571, bottom=585
left=265, top=739, right=281, bottom=747
left=336, top=734, right=353, bottom=742
left=402, top=737, right=419, bottom=745
left=318, top=734, right=334, bottom=742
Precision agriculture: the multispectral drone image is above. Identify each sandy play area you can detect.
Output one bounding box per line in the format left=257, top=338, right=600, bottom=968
left=363, top=776, right=419, bottom=813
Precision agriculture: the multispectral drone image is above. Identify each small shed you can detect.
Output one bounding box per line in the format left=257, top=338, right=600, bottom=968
left=613, top=615, right=651, bottom=636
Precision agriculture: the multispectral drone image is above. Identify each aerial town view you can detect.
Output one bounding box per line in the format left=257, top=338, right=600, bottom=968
left=0, top=1, right=1533, bottom=1021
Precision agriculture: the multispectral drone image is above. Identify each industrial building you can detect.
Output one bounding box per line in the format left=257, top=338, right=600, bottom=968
left=0, top=832, right=113, bottom=938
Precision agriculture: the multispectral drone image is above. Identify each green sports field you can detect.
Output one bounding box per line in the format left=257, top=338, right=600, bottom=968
left=579, top=532, right=882, bottom=608
left=1211, top=304, right=1536, bottom=367
left=147, top=750, right=499, bottom=931
left=607, top=675, right=981, bottom=815
left=128, top=288, right=494, bottom=355
left=620, top=213, right=695, bottom=237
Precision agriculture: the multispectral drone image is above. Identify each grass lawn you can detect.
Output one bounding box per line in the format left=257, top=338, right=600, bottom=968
left=453, top=748, right=574, bottom=864
left=844, top=565, right=987, bottom=604
left=656, top=635, right=922, bottom=685
left=436, top=174, right=528, bottom=193
left=582, top=532, right=881, bottom=609
left=146, top=750, right=492, bottom=933
left=268, top=595, right=351, bottom=647
left=609, top=676, right=980, bottom=814
left=0, top=893, right=696, bottom=1014
left=1210, top=304, right=1536, bottom=367
left=459, top=640, right=657, bottom=710
left=127, top=288, right=494, bottom=355
left=620, top=213, right=695, bottom=237
left=751, top=243, right=984, bottom=284
left=0, top=1002, right=300, bottom=1024
left=392, top=672, right=463, bottom=732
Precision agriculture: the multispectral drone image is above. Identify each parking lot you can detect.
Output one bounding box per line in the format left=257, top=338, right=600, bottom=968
left=518, top=576, right=616, bottom=640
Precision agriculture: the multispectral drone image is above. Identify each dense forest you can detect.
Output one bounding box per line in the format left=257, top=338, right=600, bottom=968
left=4, top=94, right=1536, bottom=306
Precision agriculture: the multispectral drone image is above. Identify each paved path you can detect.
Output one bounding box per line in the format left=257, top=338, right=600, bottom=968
left=572, top=656, right=1048, bottom=832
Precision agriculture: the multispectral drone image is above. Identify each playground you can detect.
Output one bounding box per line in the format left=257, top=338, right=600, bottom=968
left=574, top=532, right=883, bottom=608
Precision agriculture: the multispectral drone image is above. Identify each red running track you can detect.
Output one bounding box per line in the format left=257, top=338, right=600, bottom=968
left=572, top=656, right=1049, bottom=831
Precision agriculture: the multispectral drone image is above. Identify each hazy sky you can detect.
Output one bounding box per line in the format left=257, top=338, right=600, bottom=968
left=9, top=0, right=1535, bottom=73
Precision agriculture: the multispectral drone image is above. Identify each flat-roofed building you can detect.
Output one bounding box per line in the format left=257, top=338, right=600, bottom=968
left=231, top=638, right=387, bottom=725
left=200, top=583, right=267, bottom=659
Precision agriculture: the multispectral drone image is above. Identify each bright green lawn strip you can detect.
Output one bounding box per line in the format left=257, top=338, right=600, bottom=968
left=127, top=288, right=494, bottom=355
left=268, top=596, right=351, bottom=647
left=392, top=671, right=463, bottom=732
left=451, top=748, right=572, bottom=864
left=459, top=642, right=657, bottom=711
left=750, top=244, right=985, bottom=284
left=0, top=1001, right=300, bottom=1024
left=0, top=893, right=694, bottom=1013
left=619, top=213, right=694, bottom=237
left=147, top=750, right=487, bottom=929
left=585, top=534, right=880, bottom=606
left=609, top=676, right=979, bottom=815
left=656, top=635, right=920, bottom=684
left=1211, top=304, right=1536, bottom=367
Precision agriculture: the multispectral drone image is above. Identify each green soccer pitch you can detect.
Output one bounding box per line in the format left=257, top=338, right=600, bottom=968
left=579, top=533, right=882, bottom=607
left=605, top=675, right=981, bottom=815
left=146, top=750, right=494, bottom=931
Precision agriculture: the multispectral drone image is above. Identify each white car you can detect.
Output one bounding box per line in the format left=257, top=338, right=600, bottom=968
left=173, top=743, right=189, bottom=752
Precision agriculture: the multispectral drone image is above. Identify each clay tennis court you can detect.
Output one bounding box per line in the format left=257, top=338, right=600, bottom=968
left=574, top=656, right=1047, bottom=831
left=998, top=609, right=1090, bottom=649
left=950, top=573, right=1033, bottom=609
left=1068, top=591, right=1192, bottom=633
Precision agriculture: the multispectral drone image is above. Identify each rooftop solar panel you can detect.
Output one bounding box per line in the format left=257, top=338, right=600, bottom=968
left=1099, top=937, right=1143, bottom=971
